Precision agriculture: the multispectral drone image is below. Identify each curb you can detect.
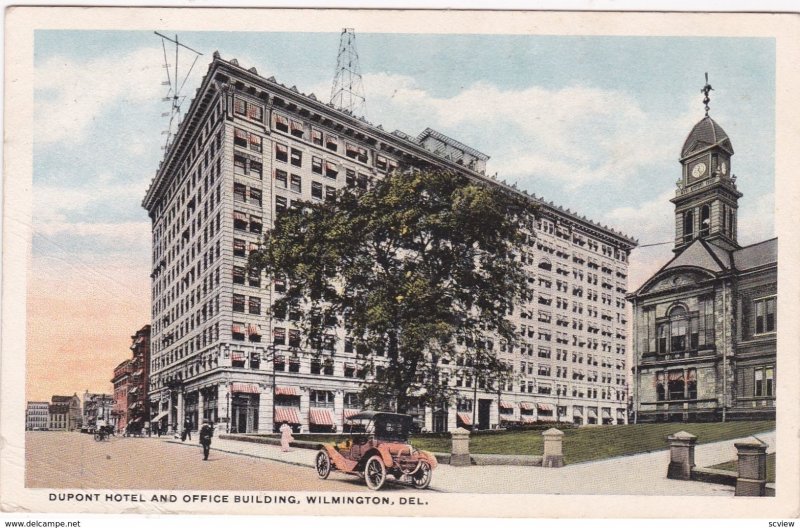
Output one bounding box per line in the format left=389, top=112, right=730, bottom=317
left=164, top=439, right=315, bottom=469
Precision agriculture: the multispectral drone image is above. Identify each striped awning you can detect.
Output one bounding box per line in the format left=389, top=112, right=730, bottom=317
left=537, top=403, right=554, bottom=412
left=617, top=409, right=626, bottom=419
left=152, top=410, right=169, bottom=422
left=344, top=409, right=361, bottom=419
left=231, top=382, right=259, bottom=394
left=231, top=324, right=245, bottom=335
left=309, top=408, right=334, bottom=426
left=274, top=406, right=301, bottom=424
left=325, top=161, right=338, bottom=171
left=247, top=324, right=261, bottom=337
left=456, top=412, right=472, bottom=426
left=231, top=352, right=245, bottom=362
left=275, top=386, right=300, bottom=396
left=587, top=407, right=598, bottom=418
left=133, top=369, right=143, bottom=377
left=602, top=408, right=612, bottom=418
left=499, top=401, right=514, bottom=410
left=129, top=386, right=139, bottom=395
left=519, top=402, right=534, bottom=411
left=573, top=406, right=584, bottom=416
left=233, top=211, right=248, bottom=222
left=521, top=416, right=537, bottom=424
left=275, top=115, right=289, bottom=126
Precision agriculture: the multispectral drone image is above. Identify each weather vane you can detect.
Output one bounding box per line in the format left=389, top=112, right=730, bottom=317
left=701, top=72, right=713, bottom=117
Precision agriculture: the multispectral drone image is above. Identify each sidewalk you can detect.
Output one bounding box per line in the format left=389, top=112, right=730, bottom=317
left=165, top=430, right=775, bottom=495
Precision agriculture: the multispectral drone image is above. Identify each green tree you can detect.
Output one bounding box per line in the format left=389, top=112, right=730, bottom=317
left=250, top=169, right=536, bottom=413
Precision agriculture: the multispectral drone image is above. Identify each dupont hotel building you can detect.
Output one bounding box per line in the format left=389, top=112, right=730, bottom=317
left=142, top=54, right=636, bottom=434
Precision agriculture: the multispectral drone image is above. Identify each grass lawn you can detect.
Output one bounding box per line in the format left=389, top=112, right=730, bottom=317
left=407, top=421, right=775, bottom=465
left=709, top=452, right=776, bottom=483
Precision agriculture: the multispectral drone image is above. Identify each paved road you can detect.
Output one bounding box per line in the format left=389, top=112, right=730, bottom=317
left=25, top=432, right=369, bottom=491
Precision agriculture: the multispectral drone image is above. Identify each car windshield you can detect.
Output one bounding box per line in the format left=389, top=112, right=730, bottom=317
left=373, top=414, right=412, bottom=442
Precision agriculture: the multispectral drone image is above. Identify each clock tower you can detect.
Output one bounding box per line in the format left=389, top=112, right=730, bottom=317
left=671, top=75, right=742, bottom=252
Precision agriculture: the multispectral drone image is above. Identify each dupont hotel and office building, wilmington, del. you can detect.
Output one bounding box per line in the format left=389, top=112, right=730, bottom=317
left=142, top=54, right=636, bottom=435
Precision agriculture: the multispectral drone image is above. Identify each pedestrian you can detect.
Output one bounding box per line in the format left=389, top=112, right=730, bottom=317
left=182, top=418, right=192, bottom=442
left=199, top=419, right=213, bottom=461
left=279, top=421, right=294, bottom=452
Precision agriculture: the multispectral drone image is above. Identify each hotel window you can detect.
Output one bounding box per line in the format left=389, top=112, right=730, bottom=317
left=275, top=143, right=288, bottom=163
left=273, top=327, right=286, bottom=346
left=290, top=174, right=302, bottom=194
left=346, top=143, right=359, bottom=160
left=310, top=390, right=334, bottom=407
left=275, top=114, right=289, bottom=133
left=250, top=188, right=262, bottom=206
left=754, top=297, right=776, bottom=334
left=288, top=329, right=301, bottom=348
left=275, top=196, right=287, bottom=214
left=687, top=368, right=697, bottom=399
left=325, top=185, right=336, bottom=202
left=232, top=294, right=245, bottom=312
left=655, top=372, right=665, bottom=401
left=233, top=266, right=246, bottom=285
left=275, top=169, right=288, bottom=188
left=234, top=128, right=248, bottom=148
left=234, top=97, right=247, bottom=116
left=233, top=239, right=246, bottom=257
left=248, top=104, right=263, bottom=121
left=233, top=182, right=247, bottom=202
left=290, top=148, right=302, bottom=167
left=249, top=133, right=262, bottom=152
left=274, top=277, right=286, bottom=293
left=311, top=181, right=323, bottom=200
left=326, top=134, right=338, bottom=151
left=311, top=128, right=323, bottom=146
left=249, top=160, right=262, bottom=179
left=325, top=161, right=339, bottom=179
left=376, top=155, right=388, bottom=171
left=249, top=296, right=261, bottom=315
left=233, top=210, right=248, bottom=230
left=250, top=215, right=263, bottom=234
left=667, top=370, right=685, bottom=400
left=290, top=120, right=304, bottom=138
left=754, top=366, right=775, bottom=397
left=234, top=154, right=247, bottom=175
left=312, top=156, right=323, bottom=174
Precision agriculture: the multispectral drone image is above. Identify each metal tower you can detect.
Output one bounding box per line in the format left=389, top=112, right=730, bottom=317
left=330, top=28, right=367, bottom=119
left=155, top=32, right=203, bottom=151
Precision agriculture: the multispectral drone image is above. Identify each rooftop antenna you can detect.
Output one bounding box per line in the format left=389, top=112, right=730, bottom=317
left=330, top=28, right=367, bottom=119
left=155, top=32, right=203, bottom=150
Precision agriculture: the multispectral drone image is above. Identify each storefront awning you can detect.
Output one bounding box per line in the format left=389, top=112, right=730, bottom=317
left=587, top=407, right=598, bottom=418
left=537, top=403, right=554, bottom=412
left=129, top=386, right=139, bottom=395
left=231, top=382, right=259, bottom=394
left=573, top=406, right=583, bottom=416
left=275, top=386, right=300, bottom=396
left=274, top=406, right=301, bottom=424
left=153, top=410, right=169, bottom=422
left=344, top=409, right=361, bottom=419
left=456, top=412, right=472, bottom=426
left=519, top=402, right=534, bottom=411
left=617, top=409, right=626, bottom=419
left=309, top=408, right=334, bottom=426
left=602, top=408, right=612, bottom=418
left=499, top=401, right=514, bottom=410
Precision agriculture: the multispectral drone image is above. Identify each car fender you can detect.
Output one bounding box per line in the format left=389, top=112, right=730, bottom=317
left=415, top=449, right=438, bottom=470
left=358, top=447, right=394, bottom=469
left=376, top=445, right=396, bottom=467
left=321, top=444, right=354, bottom=472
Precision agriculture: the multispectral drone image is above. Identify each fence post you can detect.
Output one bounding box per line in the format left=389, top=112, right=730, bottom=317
left=666, top=431, right=696, bottom=480
left=735, top=438, right=768, bottom=497
left=450, top=427, right=471, bottom=466
left=542, top=428, right=564, bottom=468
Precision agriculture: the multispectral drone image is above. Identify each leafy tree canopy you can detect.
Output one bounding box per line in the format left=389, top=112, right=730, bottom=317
left=250, top=169, right=537, bottom=413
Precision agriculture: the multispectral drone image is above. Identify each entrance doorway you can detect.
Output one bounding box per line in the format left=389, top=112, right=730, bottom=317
left=432, top=407, right=448, bottom=433
left=478, top=399, right=492, bottom=430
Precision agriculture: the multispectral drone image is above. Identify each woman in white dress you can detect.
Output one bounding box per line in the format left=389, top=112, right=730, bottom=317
left=279, top=421, right=294, bottom=452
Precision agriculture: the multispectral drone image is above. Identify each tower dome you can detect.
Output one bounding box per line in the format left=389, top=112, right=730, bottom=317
left=680, top=116, right=734, bottom=159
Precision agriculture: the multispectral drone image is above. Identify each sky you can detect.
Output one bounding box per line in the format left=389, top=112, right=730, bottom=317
left=27, top=30, right=775, bottom=401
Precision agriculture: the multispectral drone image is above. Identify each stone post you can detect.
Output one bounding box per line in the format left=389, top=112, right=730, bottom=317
left=666, top=431, right=697, bottom=480
left=735, top=438, right=768, bottom=496
left=450, top=427, right=471, bottom=466
left=542, top=428, right=565, bottom=468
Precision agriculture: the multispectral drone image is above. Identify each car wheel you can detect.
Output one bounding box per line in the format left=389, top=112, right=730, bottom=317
left=93, top=432, right=102, bottom=442
left=315, top=450, right=331, bottom=480
left=364, top=455, right=386, bottom=491
left=411, top=461, right=432, bottom=489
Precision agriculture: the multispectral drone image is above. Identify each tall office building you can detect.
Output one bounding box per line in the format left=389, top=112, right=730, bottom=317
left=143, top=54, right=635, bottom=434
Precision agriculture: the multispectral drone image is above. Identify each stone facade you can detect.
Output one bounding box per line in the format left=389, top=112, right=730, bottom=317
left=26, top=401, right=49, bottom=431
left=142, top=54, right=635, bottom=434
left=629, top=108, right=776, bottom=423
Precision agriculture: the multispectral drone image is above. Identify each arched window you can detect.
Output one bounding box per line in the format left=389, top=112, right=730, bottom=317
left=728, top=208, right=735, bottom=238
left=700, top=205, right=710, bottom=236
left=538, top=258, right=552, bottom=272
left=683, top=211, right=694, bottom=242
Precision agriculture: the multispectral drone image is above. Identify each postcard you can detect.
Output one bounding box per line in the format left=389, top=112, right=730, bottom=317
left=2, top=5, right=799, bottom=520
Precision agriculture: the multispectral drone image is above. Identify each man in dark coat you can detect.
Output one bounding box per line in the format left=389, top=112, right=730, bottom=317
left=199, top=420, right=213, bottom=461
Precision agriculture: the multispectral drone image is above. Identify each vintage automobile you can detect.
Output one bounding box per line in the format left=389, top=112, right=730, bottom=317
left=315, top=411, right=437, bottom=491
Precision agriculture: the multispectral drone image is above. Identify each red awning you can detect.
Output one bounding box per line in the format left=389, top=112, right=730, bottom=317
left=309, top=408, right=334, bottom=426
left=537, top=403, right=554, bottom=412
left=521, top=416, right=537, bottom=424
left=248, top=242, right=260, bottom=252
left=231, top=382, right=259, bottom=394
left=247, top=324, right=261, bottom=337
left=233, top=211, right=248, bottom=222
left=231, top=324, right=245, bottom=335
left=344, top=409, right=361, bottom=419
left=275, top=386, right=300, bottom=396
left=325, top=161, right=338, bottom=171
left=290, top=120, right=303, bottom=131
left=499, top=401, right=514, bottom=410
left=275, top=115, right=289, bottom=126
left=234, top=128, right=248, bottom=139
left=231, top=352, right=245, bottom=362
left=274, top=406, right=301, bottom=424
left=519, top=402, right=534, bottom=411
left=457, top=412, right=472, bottom=426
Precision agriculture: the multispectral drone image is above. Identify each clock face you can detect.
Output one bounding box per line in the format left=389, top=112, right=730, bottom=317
left=691, top=162, right=707, bottom=179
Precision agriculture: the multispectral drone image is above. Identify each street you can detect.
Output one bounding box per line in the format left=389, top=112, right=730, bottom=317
left=25, top=432, right=416, bottom=492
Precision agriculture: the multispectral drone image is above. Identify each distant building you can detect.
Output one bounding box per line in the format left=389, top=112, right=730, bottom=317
left=629, top=93, right=777, bottom=422
left=48, top=403, right=69, bottom=431
left=25, top=401, right=49, bottom=431
left=82, top=391, right=114, bottom=432
left=111, top=359, right=133, bottom=433
left=51, top=394, right=81, bottom=431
